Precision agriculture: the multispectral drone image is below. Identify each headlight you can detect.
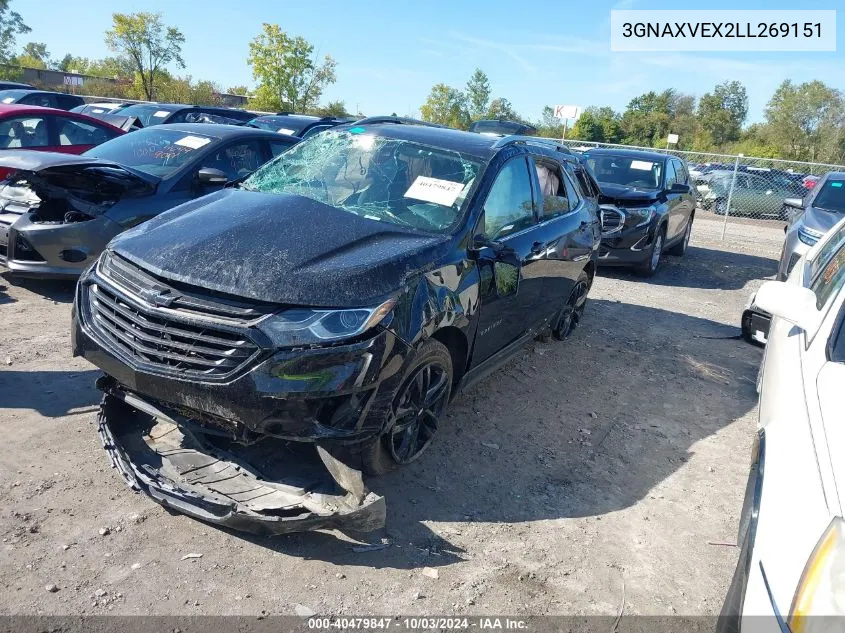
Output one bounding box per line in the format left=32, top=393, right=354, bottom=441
left=257, top=298, right=395, bottom=347
left=624, top=205, right=656, bottom=228
left=789, top=517, right=845, bottom=631
left=798, top=226, right=824, bottom=246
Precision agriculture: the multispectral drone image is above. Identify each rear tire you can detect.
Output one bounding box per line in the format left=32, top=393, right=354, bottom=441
left=360, top=339, right=453, bottom=476
left=552, top=271, right=590, bottom=341
left=636, top=228, right=664, bottom=277
left=667, top=214, right=693, bottom=256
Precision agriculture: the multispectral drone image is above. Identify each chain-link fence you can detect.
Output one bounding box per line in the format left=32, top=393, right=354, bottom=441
left=559, top=139, right=845, bottom=239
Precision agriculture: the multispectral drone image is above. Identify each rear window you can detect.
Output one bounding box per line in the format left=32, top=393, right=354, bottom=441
left=118, top=104, right=175, bottom=126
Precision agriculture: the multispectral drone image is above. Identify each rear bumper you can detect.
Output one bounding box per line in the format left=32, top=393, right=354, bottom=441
left=97, top=389, right=386, bottom=535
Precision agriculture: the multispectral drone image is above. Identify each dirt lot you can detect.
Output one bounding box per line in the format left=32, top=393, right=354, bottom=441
left=0, top=213, right=780, bottom=617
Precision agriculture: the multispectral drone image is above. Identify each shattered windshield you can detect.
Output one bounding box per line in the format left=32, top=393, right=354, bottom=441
left=242, top=129, right=482, bottom=233
left=85, top=128, right=217, bottom=178
left=117, top=104, right=176, bottom=127
left=248, top=115, right=318, bottom=135
left=585, top=154, right=664, bottom=190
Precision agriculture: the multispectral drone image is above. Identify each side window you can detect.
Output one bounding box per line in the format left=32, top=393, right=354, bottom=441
left=534, top=159, right=570, bottom=219
left=0, top=116, right=49, bottom=148
left=664, top=161, right=678, bottom=189
left=562, top=171, right=581, bottom=208
left=301, top=124, right=331, bottom=139
left=166, top=110, right=191, bottom=123
left=573, top=165, right=600, bottom=199
left=56, top=117, right=115, bottom=146
left=812, top=243, right=845, bottom=309
left=56, top=95, right=82, bottom=110
left=203, top=140, right=265, bottom=181
left=749, top=175, right=770, bottom=191
left=674, top=160, right=689, bottom=185
left=269, top=139, right=296, bottom=157
left=20, top=93, right=54, bottom=108
left=482, top=157, right=535, bottom=239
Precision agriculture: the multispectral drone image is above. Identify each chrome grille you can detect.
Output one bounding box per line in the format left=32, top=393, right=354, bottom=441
left=599, top=205, right=625, bottom=235
left=86, top=259, right=263, bottom=380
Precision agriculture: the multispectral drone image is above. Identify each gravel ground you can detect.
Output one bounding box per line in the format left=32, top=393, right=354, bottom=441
left=0, top=214, right=780, bottom=617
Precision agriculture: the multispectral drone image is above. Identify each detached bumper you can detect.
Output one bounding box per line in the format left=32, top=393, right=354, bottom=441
left=97, top=389, right=386, bottom=535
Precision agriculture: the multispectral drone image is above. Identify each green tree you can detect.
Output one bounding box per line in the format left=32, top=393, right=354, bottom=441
left=697, top=81, right=748, bottom=145
left=247, top=23, right=336, bottom=113
left=570, top=106, right=622, bottom=143
left=764, top=80, right=845, bottom=162
left=485, top=97, right=520, bottom=121
left=105, top=12, right=185, bottom=100
left=15, top=41, right=50, bottom=68
left=419, top=83, right=470, bottom=129
left=465, top=68, right=490, bottom=119
left=0, top=0, right=28, bottom=63
left=311, top=100, right=350, bottom=117
left=226, top=85, right=250, bottom=96
left=535, top=106, right=565, bottom=138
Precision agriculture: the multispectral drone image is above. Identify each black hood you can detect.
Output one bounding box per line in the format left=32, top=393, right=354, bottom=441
left=111, top=189, right=450, bottom=308
left=597, top=182, right=661, bottom=205
left=0, top=151, right=158, bottom=185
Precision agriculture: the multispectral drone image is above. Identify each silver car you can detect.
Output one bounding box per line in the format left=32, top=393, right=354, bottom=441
left=742, top=171, right=845, bottom=344
left=778, top=171, right=845, bottom=281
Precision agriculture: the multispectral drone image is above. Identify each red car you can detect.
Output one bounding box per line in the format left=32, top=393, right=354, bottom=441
left=0, top=103, right=125, bottom=152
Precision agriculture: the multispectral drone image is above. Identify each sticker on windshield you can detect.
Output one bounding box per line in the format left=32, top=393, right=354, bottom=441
left=277, top=127, right=296, bottom=135
left=404, top=176, right=466, bottom=207
left=174, top=135, right=211, bottom=150
left=630, top=160, right=654, bottom=171
left=833, top=182, right=843, bottom=188
left=1, top=97, right=14, bottom=104
left=153, top=110, right=170, bottom=118
left=348, top=126, right=366, bottom=134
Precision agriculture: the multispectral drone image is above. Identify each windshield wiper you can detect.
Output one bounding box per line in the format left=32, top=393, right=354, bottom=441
left=813, top=206, right=845, bottom=213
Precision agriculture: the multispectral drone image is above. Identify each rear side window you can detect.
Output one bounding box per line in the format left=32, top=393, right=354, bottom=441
left=533, top=158, right=571, bottom=219
left=56, top=94, right=83, bottom=110
left=19, top=93, right=54, bottom=108
left=674, top=160, right=689, bottom=185
left=0, top=116, right=49, bottom=148
left=269, top=139, right=296, bottom=157
left=56, top=117, right=116, bottom=146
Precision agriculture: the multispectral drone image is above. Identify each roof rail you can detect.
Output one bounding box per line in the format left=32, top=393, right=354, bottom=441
left=351, top=115, right=448, bottom=128
left=492, top=135, right=573, bottom=155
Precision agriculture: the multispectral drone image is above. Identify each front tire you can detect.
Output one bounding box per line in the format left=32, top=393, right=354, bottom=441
left=361, top=339, right=453, bottom=475
left=636, top=228, right=664, bottom=277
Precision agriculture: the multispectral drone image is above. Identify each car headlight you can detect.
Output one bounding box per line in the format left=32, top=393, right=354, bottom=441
left=257, top=298, right=395, bottom=347
left=789, top=517, right=845, bottom=631
left=798, top=226, right=824, bottom=246
left=624, top=205, right=656, bottom=228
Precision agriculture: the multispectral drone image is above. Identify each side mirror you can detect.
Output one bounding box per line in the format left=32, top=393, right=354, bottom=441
left=197, top=167, right=228, bottom=186
left=468, top=235, right=505, bottom=260
left=784, top=197, right=805, bottom=210
left=754, top=281, right=822, bottom=335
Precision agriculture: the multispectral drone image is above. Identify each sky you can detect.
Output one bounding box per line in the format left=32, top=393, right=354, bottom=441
left=21, top=0, right=844, bottom=124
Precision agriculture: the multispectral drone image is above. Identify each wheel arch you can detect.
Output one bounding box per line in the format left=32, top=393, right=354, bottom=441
left=431, top=326, right=468, bottom=390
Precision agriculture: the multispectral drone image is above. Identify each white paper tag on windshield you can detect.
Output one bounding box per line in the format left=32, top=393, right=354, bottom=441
left=630, top=160, right=654, bottom=171
left=404, top=176, right=465, bottom=206
left=174, top=135, right=211, bottom=149
left=277, top=127, right=296, bottom=135
left=153, top=110, right=170, bottom=118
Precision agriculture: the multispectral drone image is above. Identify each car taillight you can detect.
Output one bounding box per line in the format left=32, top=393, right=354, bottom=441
left=0, top=167, right=17, bottom=181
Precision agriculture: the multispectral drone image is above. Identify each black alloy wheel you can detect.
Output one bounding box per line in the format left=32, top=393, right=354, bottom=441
left=553, top=272, right=590, bottom=341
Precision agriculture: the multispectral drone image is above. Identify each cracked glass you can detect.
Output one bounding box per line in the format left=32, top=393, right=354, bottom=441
left=242, top=129, right=482, bottom=233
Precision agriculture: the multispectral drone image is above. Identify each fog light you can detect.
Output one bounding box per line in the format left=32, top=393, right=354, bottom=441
left=59, top=249, right=87, bottom=263
left=14, top=235, right=44, bottom=262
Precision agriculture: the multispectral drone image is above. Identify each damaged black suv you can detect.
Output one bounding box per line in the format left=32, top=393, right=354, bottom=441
left=72, top=120, right=601, bottom=534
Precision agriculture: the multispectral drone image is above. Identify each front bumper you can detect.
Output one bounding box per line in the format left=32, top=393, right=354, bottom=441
left=0, top=211, right=122, bottom=278
left=597, top=221, right=657, bottom=266
left=72, top=268, right=412, bottom=444
left=97, top=389, right=385, bottom=535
